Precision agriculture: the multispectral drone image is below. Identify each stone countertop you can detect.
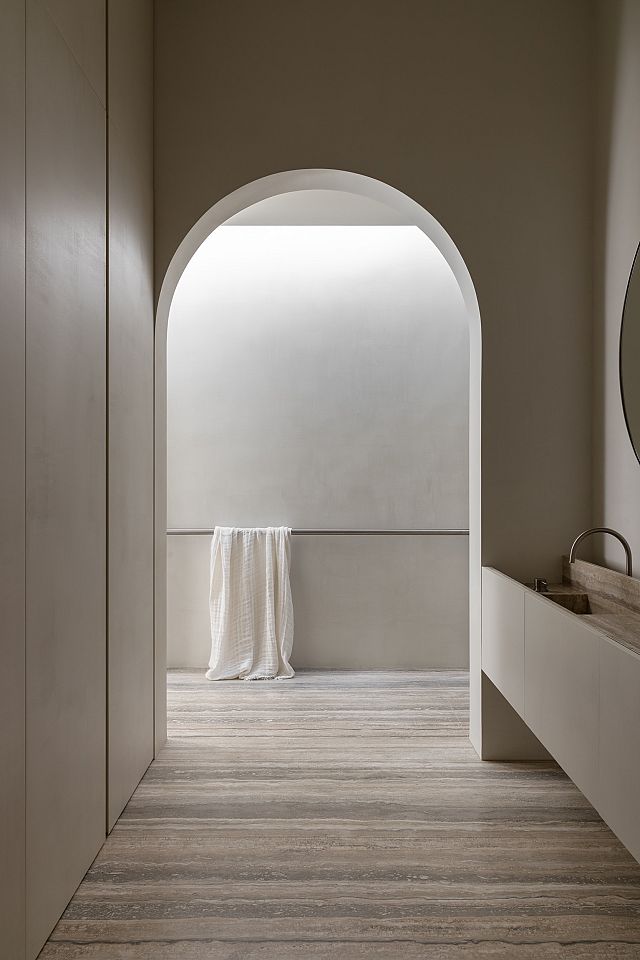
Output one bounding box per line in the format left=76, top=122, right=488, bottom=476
left=585, top=610, right=640, bottom=657
left=535, top=557, right=640, bottom=658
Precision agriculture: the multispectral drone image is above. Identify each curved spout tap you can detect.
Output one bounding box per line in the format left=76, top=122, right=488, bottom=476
left=569, top=527, right=633, bottom=577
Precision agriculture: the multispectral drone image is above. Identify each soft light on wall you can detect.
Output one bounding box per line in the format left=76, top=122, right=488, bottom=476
left=167, top=225, right=469, bottom=529
left=165, top=222, right=470, bottom=671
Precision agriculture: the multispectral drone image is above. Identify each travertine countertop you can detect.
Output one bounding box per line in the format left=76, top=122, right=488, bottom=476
left=535, top=557, right=640, bottom=658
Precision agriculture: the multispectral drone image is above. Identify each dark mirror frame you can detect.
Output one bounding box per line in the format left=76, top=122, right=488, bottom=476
left=619, top=240, right=640, bottom=467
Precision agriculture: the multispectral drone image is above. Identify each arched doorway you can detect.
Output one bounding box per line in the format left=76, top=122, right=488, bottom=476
left=154, top=169, right=482, bottom=752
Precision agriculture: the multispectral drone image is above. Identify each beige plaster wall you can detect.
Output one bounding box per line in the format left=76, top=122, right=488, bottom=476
left=594, top=0, right=640, bottom=574
left=155, top=0, right=594, bottom=756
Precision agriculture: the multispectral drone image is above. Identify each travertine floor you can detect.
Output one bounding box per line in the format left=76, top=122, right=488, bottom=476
left=42, top=671, right=640, bottom=958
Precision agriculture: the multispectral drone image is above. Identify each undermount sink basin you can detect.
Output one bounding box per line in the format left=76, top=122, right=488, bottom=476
left=544, top=591, right=592, bottom=615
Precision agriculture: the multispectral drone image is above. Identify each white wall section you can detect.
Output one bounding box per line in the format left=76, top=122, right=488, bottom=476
left=168, top=226, right=468, bottom=529
left=155, top=0, right=593, bottom=755
left=168, top=532, right=469, bottom=669
left=166, top=224, right=469, bottom=668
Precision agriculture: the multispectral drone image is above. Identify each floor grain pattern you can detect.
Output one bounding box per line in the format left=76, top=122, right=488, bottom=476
left=42, top=671, right=640, bottom=958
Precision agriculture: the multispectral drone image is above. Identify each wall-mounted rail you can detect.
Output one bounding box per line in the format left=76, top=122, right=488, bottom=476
left=167, top=528, right=469, bottom=536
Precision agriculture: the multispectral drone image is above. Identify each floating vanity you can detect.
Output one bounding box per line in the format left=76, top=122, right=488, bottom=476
left=482, top=558, right=640, bottom=863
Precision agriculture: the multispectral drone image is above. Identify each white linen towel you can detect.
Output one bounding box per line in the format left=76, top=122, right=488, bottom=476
left=206, top=527, right=295, bottom=680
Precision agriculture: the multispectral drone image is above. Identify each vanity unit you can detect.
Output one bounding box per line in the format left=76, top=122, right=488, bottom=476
left=482, top=558, right=640, bottom=863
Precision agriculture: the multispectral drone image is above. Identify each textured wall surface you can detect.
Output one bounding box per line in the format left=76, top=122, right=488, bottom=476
left=0, top=2, right=155, bottom=956
left=594, top=0, right=640, bottom=573
left=107, top=0, right=155, bottom=832
left=0, top=0, right=26, bottom=955
left=25, top=1, right=107, bottom=952
left=155, top=0, right=593, bottom=754
left=166, top=224, right=469, bottom=668
left=155, top=0, right=593, bottom=578
left=168, top=533, right=469, bottom=670
left=167, top=226, right=468, bottom=528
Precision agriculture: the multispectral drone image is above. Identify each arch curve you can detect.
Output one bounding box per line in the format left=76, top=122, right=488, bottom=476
left=157, top=169, right=481, bottom=344
left=154, top=169, right=482, bottom=753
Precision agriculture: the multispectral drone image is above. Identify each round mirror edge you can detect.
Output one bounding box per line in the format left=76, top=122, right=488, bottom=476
left=619, top=238, right=640, bottom=467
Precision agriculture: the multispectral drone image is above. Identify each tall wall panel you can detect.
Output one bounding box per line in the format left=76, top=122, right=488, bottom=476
left=107, top=0, right=155, bottom=829
left=25, top=0, right=107, bottom=953
left=0, top=1, right=26, bottom=956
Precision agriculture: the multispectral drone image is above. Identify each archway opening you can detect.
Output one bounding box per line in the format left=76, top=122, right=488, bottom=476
left=155, top=170, right=481, bottom=751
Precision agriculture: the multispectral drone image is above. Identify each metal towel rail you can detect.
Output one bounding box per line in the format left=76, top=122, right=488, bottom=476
left=167, top=528, right=469, bottom=536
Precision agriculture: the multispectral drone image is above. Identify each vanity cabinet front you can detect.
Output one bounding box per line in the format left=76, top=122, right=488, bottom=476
left=482, top=566, right=640, bottom=864
left=524, top=593, right=600, bottom=804
left=598, top=638, right=640, bottom=862
left=481, top=567, right=525, bottom=714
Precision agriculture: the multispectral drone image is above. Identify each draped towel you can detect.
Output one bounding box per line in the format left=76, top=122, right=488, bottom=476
left=206, top=527, right=295, bottom=680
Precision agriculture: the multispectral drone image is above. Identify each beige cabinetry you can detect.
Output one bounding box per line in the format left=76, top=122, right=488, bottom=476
left=482, top=566, right=640, bottom=864
left=598, top=639, right=640, bottom=863
left=1, top=2, right=155, bottom=956
left=25, top=2, right=107, bottom=953
left=524, top=592, right=600, bottom=804
left=481, top=567, right=525, bottom=714
left=0, top=1, right=26, bottom=956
